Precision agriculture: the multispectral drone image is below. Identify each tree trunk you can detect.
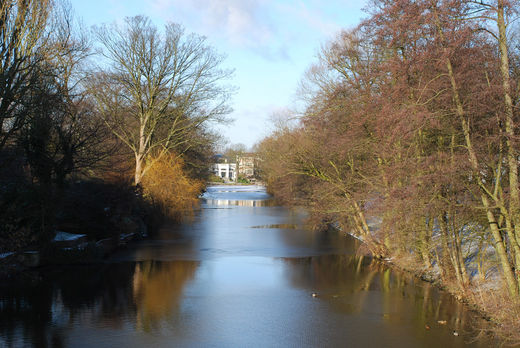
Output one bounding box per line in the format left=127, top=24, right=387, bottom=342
left=432, top=5, right=519, bottom=297
left=419, top=217, right=432, bottom=269
left=135, top=153, right=144, bottom=186
left=496, top=2, right=520, bottom=292
left=497, top=2, right=520, bottom=243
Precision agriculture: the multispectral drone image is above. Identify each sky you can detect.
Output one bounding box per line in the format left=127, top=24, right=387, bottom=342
left=70, top=0, right=368, bottom=149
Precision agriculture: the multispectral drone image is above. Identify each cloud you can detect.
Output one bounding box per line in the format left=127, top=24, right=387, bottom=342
left=87, top=0, right=367, bottom=62
left=145, top=0, right=367, bottom=62
left=276, top=1, right=340, bottom=38
left=149, top=0, right=276, bottom=48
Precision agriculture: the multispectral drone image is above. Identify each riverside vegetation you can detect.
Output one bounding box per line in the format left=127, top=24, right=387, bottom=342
left=256, top=0, right=520, bottom=344
left=0, top=1, right=231, bottom=269
left=3, top=0, right=520, bottom=344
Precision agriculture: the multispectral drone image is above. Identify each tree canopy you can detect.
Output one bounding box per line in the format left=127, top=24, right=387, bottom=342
left=91, top=16, right=233, bottom=185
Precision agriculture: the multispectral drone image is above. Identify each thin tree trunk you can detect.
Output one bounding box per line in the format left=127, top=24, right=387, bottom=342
left=496, top=1, right=520, bottom=292
left=497, top=2, right=520, bottom=244
left=451, top=221, right=469, bottom=290
left=419, top=217, right=432, bottom=268
left=440, top=212, right=463, bottom=288
left=432, top=4, right=519, bottom=297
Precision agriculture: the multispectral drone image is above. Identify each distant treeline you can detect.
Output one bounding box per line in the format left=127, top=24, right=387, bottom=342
left=257, top=0, right=520, bottom=342
left=0, top=1, right=231, bottom=251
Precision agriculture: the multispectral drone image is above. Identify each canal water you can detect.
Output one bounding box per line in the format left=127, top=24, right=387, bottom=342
left=0, top=185, right=494, bottom=347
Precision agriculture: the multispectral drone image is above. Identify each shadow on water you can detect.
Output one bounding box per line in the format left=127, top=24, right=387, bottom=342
left=0, top=260, right=199, bottom=348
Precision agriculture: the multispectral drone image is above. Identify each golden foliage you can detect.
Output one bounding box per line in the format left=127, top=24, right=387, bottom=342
left=141, top=153, right=203, bottom=221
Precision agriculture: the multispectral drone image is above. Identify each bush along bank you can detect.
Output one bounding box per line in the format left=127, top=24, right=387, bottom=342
left=0, top=150, right=209, bottom=278
left=0, top=179, right=161, bottom=278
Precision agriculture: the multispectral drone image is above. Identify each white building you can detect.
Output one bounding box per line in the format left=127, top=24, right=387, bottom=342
left=212, top=163, right=236, bottom=182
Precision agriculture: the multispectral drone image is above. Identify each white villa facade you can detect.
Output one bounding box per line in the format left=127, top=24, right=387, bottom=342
left=212, top=163, right=237, bottom=182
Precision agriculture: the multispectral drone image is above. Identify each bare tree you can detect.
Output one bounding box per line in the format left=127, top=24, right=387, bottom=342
left=20, top=1, right=112, bottom=186
left=17, top=1, right=113, bottom=240
left=90, top=16, right=233, bottom=185
left=0, top=0, right=52, bottom=149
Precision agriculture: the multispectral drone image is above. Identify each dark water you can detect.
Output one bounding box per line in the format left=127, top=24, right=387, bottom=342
left=0, top=185, right=494, bottom=347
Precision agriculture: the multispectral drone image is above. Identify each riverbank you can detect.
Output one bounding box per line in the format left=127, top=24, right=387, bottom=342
left=392, top=254, right=520, bottom=344
left=259, top=179, right=520, bottom=343
left=0, top=179, right=164, bottom=280
left=0, top=224, right=147, bottom=280
left=0, top=183, right=262, bottom=279
left=340, top=227, right=520, bottom=345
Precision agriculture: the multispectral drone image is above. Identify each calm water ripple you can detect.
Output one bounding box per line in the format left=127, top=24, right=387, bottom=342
left=0, top=185, right=495, bottom=347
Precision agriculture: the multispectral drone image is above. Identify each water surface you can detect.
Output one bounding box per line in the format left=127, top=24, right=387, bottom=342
left=0, top=185, right=493, bottom=347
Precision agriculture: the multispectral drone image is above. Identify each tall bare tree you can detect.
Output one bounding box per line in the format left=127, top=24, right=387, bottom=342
left=0, top=0, right=52, bottom=149
left=91, top=16, right=232, bottom=185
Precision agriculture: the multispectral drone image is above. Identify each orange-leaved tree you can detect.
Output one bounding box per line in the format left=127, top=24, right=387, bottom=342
left=141, top=153, right=203, bottom=221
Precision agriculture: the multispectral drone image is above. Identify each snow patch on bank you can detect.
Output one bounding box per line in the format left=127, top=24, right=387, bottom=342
left=0, top=252, right=14, bottom=259
left=53, top=231, right=87, bottom=242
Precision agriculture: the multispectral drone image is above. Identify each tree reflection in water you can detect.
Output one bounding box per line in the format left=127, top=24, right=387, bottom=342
left=203, top=199, right=274, bottom=207
left=280, top=254, right=478, bottom=338
left=0, top=260, right=199, bottom=347
left=132, top=260, right=199, bottom=332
